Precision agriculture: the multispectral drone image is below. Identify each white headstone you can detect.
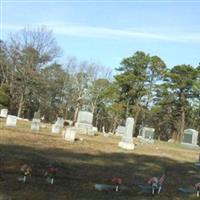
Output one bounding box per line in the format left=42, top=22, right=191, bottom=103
left=92, top=127, right=98, bottom=132
left=52, top=124, right=60, bottom=134
left=102, top=126, right=105, bottom=133
left=118, top=117, right=135, bottom=150
left=0, top=109, right=8, bottom=118
left=51, top=117, right=64, bottom=134
left=64, top=128, right=76, bottom=142
left=75, top=111, right=93, bottom=134
left=31, top=119, right=40, bottom=131
left=55, top=117, right=64, bottom=128
left=182, top=129, right=199, bottom=147
left=6, top=115, right=17, bottom=127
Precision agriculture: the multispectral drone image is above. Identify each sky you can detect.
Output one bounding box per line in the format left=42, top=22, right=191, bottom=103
left=1, top=0, right=200, bottom=71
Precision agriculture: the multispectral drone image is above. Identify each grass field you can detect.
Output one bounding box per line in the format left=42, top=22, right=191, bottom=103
left=0, top=118, right=199, bottom=200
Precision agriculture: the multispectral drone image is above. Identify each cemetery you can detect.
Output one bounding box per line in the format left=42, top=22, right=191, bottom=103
left=0, top=114, right=200, bottom=200
left=0, top=3, right=200, bottom=199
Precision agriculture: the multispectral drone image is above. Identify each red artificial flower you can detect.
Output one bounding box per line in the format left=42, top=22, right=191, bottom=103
left=48, top=167, right=58, bottom=174
left=111, top=177, right=123, bottom=185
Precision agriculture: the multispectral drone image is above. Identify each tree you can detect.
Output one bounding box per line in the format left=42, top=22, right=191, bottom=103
left=160, top=65, right=200, bottom=141
left=115, top=51, right=166, bottom=134
left=7, top=26, right=61, bottom=117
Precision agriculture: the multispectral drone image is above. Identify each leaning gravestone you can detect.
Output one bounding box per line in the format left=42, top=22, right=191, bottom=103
left=75, top=111, right=93, bottom=134
left=52, top=117, right=64, bottom=134
left=31, top=112, right=40, bottom=131
left=118, top=117, right=135, bottom=150
left=64, top=128, right=76, bottom=142
left=6, top=115, right=17, bottom=127
left=182, top=129, right=199, bottom=147
left=0, top=109, right=8, bottom=118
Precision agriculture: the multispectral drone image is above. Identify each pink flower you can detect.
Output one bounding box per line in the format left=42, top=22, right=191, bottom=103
left=147, top=177, right=158, bottom=184
left=195, top=183, right=200, bottom=189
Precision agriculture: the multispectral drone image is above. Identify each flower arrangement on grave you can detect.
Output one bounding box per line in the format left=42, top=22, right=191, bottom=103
left=147, top=176, right=161, bottom=194
left=44, top=166, right=58, bottom=184
left=19, top=164, right=32, bottom=183
left=111, top=177, right=123, bottom=192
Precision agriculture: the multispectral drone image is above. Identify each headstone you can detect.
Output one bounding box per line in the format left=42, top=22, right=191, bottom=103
left=182, top=129, right=199, bottom=147
left=52, top=117, right=64, bottom=134
left=139, top=127, right=155, bottom=143
left=6, top=115, right=17, bottom=127
left=31, top=119, right=40, bottom=131
left=56, top=117, right=64, bottom=128
left=52, top=124, right=60, bottom=134
left=115, top=126, right=125, bottom=136
left=64, top=128, right=76, bottom=142
left=118, top=117, right=135, bottom=150
left=31, top=112, right=41, bottom=131
left=75, top=111, right=93, bottom=134
left=0, top=109, right=8, bottom=118
left=93, top=127, right=98, bottom=132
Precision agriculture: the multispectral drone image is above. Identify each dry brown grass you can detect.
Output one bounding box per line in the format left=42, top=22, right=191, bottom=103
left=0, top=118, right=199, bottom=200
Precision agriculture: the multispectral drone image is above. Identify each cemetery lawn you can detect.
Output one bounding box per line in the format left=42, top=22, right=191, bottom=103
left=0, top=119, right=199, bottom=200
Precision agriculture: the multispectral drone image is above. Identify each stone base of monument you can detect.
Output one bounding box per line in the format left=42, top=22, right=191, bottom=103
left=88, top=130, right=95, bottom=136
left=118, top=141, right=135, bottom=150
left=75, top=123, right=93, bottom=134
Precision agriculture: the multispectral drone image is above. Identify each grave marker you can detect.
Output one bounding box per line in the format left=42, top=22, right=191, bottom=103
left=118, top=117, right=135, bottom=150
left=6, top=115, right=17, bottom=127
left=0, top=109, right=8, bottom=118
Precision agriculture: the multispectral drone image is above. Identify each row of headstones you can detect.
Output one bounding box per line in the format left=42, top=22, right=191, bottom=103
left=32, top=116, right=77, bottom=142
left=3, top=108, right=198, bottom=147
left=116, top=119, right=199, bottom=148
left=2, top=113, right=76, bottom=142
left=116, top=123, right=155, bottom=145
left=2, top=110, right=97, bottom=143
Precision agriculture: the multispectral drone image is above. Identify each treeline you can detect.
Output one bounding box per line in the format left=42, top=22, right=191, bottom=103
left=0, top=27, right=200, bottom=142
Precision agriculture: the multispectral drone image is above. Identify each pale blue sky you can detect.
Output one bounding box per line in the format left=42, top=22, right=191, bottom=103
left=1, top=1, right=200, bottom=69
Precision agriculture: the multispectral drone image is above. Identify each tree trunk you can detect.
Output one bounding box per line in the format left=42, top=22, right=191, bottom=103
left=179, top=105, right=185, bottom=141
left=17, top=92, right=24, bottom=117
left=126, top=99, right=130, bottom=118
left=177, top=92, right=185, bottom=142
left=73, top=101, right=81, bottom=124
left=112, top=118, right=118, bottom=133
left=133, top=108, right=140, bottom=136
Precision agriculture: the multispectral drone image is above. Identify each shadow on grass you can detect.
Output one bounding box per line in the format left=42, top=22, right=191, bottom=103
left=0, top=143, right=199, bottom=200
